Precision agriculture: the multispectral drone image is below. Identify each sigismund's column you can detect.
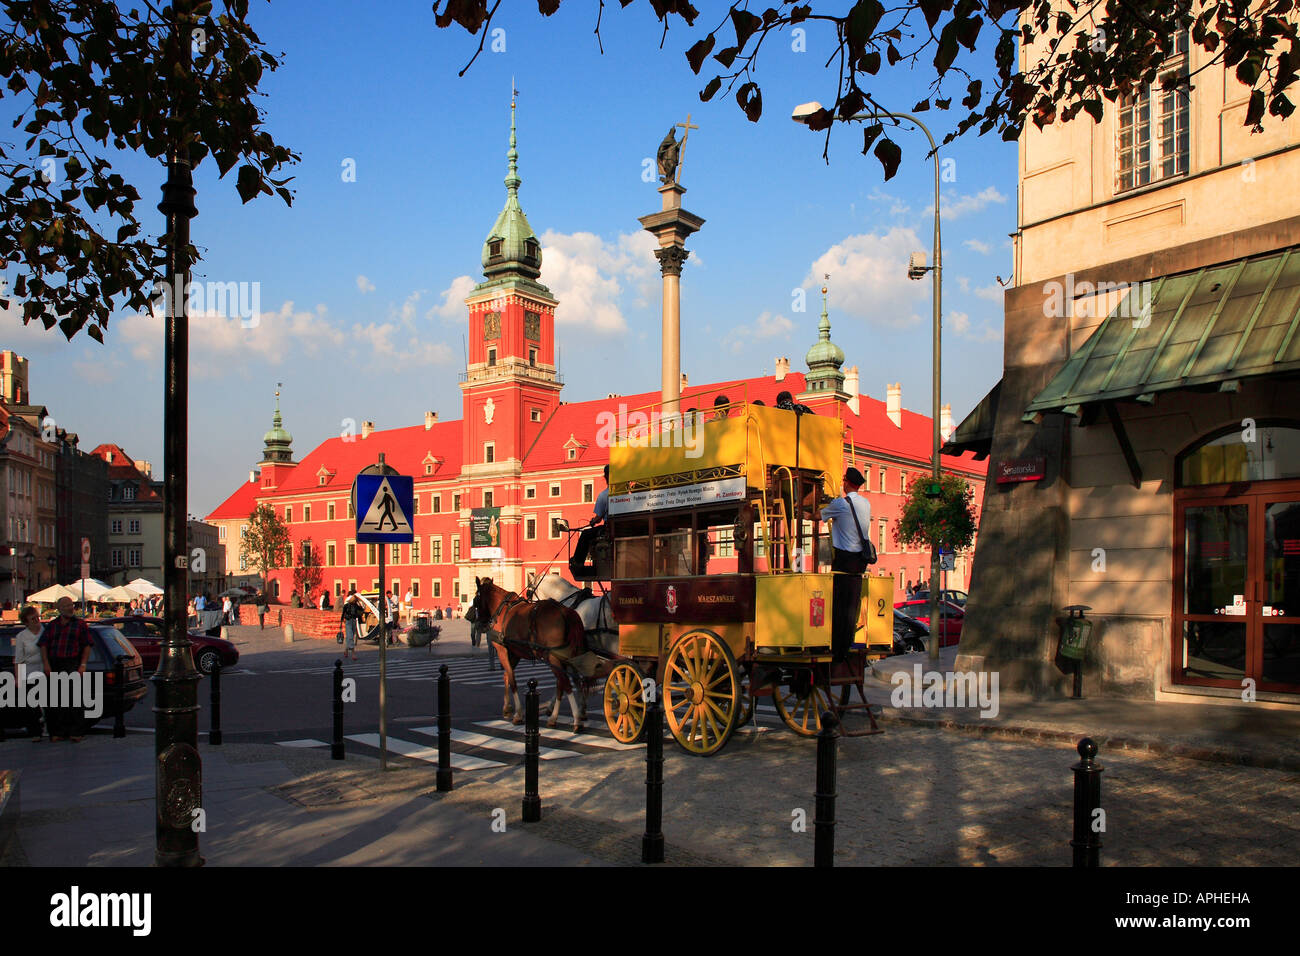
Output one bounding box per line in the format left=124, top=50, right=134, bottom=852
left=639, top=119, right=704, bottom=417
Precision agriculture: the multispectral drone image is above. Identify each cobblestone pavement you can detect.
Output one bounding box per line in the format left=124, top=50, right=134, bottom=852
left=424, top=722, right=1300, bottom=866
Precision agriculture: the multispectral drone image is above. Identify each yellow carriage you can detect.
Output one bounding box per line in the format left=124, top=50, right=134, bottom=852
left=598, top=390, right=893, bottom=756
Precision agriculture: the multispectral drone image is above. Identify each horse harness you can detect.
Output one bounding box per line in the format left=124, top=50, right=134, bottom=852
left=485, top=590, right=572, bottom=659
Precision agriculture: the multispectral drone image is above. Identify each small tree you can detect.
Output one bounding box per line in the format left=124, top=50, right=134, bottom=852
left=292, top=538, right=322, bottom=605
left=240, top=504, right=290, bottom=592
left=894, top=472, right=978, bottom=558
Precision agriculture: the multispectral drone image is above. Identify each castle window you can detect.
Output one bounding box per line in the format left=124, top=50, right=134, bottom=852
left=525, top=238, right=539, bottom=260
left=487, top=347, right=497, bottom=367
left=530, top=408, right=541, bottom=422
left=489, top=239, right=503, bottom=258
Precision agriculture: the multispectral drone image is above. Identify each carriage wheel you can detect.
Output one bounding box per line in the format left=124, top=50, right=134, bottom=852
left=663, top=629, right=740, bottom=756
left=775, top=677, right=836, bottom=737
left=603, top=663, right=647, bottom=744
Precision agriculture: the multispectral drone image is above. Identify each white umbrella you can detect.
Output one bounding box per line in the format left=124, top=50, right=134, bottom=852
left=126, top=577, right=163, bottom=596
left=64, top=577, right=112, bottom=601
left=26, top=583, right=77, bottom=603
left=100, top=585, right=142, bottom=603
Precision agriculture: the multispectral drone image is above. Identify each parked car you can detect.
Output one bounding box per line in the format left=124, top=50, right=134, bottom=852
left=892, top=609, right=930, bottom=654
left=97, top=616, right=239, bottom=675
left=0, top=623, right=147, bottom=732
left=910, top=589, right=968, bottom=607
left=894, top=599, right=965, bottom=647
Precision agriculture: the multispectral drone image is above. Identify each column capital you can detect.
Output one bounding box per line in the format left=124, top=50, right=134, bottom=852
left=654, top=246, right=690, bottom=277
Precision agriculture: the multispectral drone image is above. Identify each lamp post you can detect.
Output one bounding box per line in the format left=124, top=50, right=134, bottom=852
left=23, top=550, right=34, bottom=599
left=792, top=102, right=944, bottom=662
left=46, top=554, right=55, bottom=588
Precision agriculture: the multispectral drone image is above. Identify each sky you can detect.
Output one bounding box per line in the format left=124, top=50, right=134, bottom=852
left=2, top=0, right=1016, bottom=516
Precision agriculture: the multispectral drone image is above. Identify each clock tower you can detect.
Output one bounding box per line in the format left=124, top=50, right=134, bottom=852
left=461, top=95, right=562, bottom=487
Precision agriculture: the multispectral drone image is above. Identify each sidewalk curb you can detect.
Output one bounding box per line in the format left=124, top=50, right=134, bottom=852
left=875, top=710, right=1300, bottom=773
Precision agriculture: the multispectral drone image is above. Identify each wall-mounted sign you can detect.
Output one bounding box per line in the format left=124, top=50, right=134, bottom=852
left=996, top=456, right=1046, bottom=484
left=609, top=476, right=746, bottom=515
left=470, top=507, right=503, bottom=559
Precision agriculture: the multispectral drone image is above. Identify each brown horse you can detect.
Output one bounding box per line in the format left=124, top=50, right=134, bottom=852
left=470, top=577, right=589, bottom=730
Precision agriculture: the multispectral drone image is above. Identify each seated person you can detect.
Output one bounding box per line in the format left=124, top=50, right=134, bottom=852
left=569, top=464, right=610, bottom=578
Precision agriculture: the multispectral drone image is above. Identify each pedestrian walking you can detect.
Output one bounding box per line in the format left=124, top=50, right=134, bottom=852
left=340, top=588, right=362, bottom=662
left=403, top=587, right=413, bottom=624
left=15, top=605, right=46, bottom=740
left=384, top=590, right=397, bottom=645
left=36, top=597, right=93, bottom=742
left=222, top=594, right=233, bottom=625
left=256, top=591, right=268, bottom=630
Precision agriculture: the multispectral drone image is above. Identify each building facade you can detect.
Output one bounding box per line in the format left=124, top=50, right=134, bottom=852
left=952, top=21, right=1300, bottom=703
left=208, top=107, right=987, bottom=608
left=90, top=444, right=165, bottom=586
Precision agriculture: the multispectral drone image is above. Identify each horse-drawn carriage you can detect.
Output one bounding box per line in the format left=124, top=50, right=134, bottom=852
left=471, top=387, right=894, bottom=756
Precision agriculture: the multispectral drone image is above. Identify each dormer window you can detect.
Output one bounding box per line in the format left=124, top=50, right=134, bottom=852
left=525, top=238, right=539, bottom=260
left=488, top=238, right=503, bottom=258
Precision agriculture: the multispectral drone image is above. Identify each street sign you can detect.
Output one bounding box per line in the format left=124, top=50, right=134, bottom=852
left=940, top=552, right=955, bottom=572
left=354, top=473, right=414, bottom=543
left=81, top=537, right=91, bottom=562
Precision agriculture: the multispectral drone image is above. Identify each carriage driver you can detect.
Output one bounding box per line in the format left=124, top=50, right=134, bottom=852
left=568, top=464, right=610, bottom=579
left=820, top=467, right=872, bottom=663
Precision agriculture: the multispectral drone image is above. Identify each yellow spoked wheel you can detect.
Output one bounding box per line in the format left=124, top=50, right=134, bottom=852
left=603, top=663, right=648, bottom=744
left=663, top=629, right=740, bottom=756
left=774, top=677, right=836, bottom=737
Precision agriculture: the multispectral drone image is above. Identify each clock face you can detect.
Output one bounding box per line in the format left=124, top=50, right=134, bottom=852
left=524, top=311, right=540, bottom=341
left=484, top=312, right=501, bottom=340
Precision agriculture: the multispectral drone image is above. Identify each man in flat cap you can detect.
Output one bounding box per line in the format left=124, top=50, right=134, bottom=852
left=820, top=466, right=873, bottom=662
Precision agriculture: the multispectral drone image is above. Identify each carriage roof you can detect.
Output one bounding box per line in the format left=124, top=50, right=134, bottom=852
left=607, top=392, right=845, bottom=507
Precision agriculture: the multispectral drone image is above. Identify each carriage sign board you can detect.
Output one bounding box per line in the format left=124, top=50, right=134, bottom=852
left=609, top=476, right=745, bottom=515
left=354, top=474, right=415, bottom=543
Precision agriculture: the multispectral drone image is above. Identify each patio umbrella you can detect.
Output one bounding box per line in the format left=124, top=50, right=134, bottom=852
left=126, top=577, right=163, bottom=596
left=64, top=577, right=112, bottom=601
left=26, top=583, right=77, bottom=603
left=217, top=587, right=247, bottom=598
left=100, top=585, right=142, bottom=603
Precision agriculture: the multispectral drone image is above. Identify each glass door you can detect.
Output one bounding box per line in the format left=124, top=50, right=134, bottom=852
left=1174, top=485, right=1300, bottom=693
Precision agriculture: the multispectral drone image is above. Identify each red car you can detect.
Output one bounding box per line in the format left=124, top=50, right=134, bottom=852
left=893, top=599, right=965, bottom=648
left=99, top=616, right=239, bottom=675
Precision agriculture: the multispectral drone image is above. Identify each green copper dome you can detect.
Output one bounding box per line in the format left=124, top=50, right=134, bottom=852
left=803, top=286, right=846, bottom=393
left=482, top=98, right=542, bottom=280
left=261, top=389, right=294, bottom=464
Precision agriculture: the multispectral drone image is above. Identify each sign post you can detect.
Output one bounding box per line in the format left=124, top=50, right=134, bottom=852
left=353, top=456, right=414, bottom=771
left=80, top=537, right=91, bottom=614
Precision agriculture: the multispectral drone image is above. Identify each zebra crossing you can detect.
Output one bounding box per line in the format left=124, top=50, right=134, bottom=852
left=267, top=653, right=559, bottom=692
left=277, top=711, right=776, bottom=772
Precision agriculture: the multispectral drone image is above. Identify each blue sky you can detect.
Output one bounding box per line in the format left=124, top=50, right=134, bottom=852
left=4, top=1, right=1015, bottom=514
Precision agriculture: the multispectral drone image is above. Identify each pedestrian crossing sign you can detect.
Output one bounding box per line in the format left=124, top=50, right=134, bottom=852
left=354, top=473, right=415, bottom=543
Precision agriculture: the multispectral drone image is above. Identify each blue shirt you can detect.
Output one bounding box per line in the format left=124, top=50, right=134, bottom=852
left=194, top=595, right=206, bottom=611
left=594, top=488, right=609, bottom=522
left=821, top=493, right=872, bottom=552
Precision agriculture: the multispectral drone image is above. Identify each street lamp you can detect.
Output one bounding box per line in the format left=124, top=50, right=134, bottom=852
left=792, top=101, right=944, bottom=662
left=46, top=554, right=56, bottom=588
left=23, top=550, right=34, bottom=598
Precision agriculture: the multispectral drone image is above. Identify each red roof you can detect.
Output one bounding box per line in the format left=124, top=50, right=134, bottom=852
left=89, top=443, right=162, bottom=501
left=206, top=474, right=264, bottom=521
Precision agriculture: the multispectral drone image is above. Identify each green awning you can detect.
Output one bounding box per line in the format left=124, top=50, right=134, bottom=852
left=943, top=379, right=1000, bottom=459
left=1024, top=245, right=1300, bottom=420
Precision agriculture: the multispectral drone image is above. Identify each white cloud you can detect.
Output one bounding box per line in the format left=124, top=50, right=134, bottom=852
left=390, top=289, right=427, bottom=325
left=867, top=186, right=911, bottom=217
left=948, top=309, right=1003, bottom=343
left=963, top=239, right=993, bottom=255
left=955, top=276, right=971, bottom=293
left=974, top=282, right=1005, bottom=302
left=356, top=275, right=376, bottom=294
left=429, top=275, right=477, bottom=322
left=803, top=228, right=929, bottom=329
left=537, top=230, right=658, bottom=333
left=723, top=311, right=794, bottom=353
left=926, top=186, right=1008, bottom=221
left=118, top=300, right=454, bottom=377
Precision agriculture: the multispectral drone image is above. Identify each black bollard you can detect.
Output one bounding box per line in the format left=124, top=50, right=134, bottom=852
left=522, top=679, right=541, bottom=822
left=1070, top=737, right=1104, bottom=867
left=642, top=695, right=665, bottom=864
left=112, top=656, right=127, bottom=739
left=814, top=710, right=840, bottom=868
left=436, top=664, right=453, bottom=792
left=331, top=660, right=345, bottom=760
left=208, top=660, right=222, bottom=746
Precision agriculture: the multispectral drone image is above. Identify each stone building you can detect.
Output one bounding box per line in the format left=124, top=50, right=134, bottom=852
left=951, top=23, right=1300, bottom=702
left=208, top=105, right=987, bottom=608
